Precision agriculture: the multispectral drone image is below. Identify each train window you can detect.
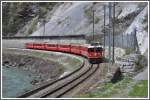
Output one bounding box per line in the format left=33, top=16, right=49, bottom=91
left=60, top=45, right=67, bottom=48
left=88, top=48, right=94, bottom=52
left=34, top=44, right=42, bottom=46
left=47, top=44, right=51, bottom=47
left=81, top=47, right=87, bottom=50
left=51, top=44, right=56, bottom=47
left=96, top=47, right=102, bottom=52
left=47, top=44, right=56, bottom=47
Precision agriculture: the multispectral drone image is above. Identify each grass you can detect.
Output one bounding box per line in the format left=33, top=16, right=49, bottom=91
left=128, top=80, right=148, bottom=97
left=77, top=76, right=148, bottom=98
left=78, top=77, right=132, bottom=98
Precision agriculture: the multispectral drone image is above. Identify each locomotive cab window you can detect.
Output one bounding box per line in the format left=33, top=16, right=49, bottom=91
left=96, top=47, right=102, bottom=52
left=88, top=48, right=94, bottom=52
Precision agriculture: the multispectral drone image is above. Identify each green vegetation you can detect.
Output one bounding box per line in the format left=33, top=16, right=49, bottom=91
left=28, top=17, right=38, bottom=34
left=84, top=7, right=100, bottom=24
left=101, top=57, right=109, bottom=62
left=84, top=7, right=93, bottom=23
left=95, top=17, right=100, bottom=24
left=77, top=77, right=148, bottom=98
left=125, top=48, right=132, bottom=55
left=134, top=60, right=143, bottom=72
left=134, top=55, right=147, bottom=72
left=78, top=77, right=131, bottom=98
left=2, top=2, right=57, bottom=36
left=128, top=80, right=148, bottom=97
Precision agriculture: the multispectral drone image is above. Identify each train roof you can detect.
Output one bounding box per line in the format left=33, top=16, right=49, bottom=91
left=26, top=42, right=103, bottom=48
left=81, top=44, right=103, bottom=48
left=88, top=45, right=103, bottom=48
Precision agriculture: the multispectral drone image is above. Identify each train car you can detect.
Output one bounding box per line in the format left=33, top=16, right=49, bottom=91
left=80, top=46, right=88, bottom=57
left=32, top=43, right=45, bottom=50
left=25, top=42, right=34, bottom=49
left=45, top=43, right=58, bottom=51
left=25, top=42, right=104, bottom=64
left=58, top=44, right=71, bottom=52
left=70, top=44, right=81, bottom=55
left=87, top=45, right=103, bottom=64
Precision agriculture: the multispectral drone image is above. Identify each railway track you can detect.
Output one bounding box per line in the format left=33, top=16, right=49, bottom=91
left=18, top=62, right=99, bottom=98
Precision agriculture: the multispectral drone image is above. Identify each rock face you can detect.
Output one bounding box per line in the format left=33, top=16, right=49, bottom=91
left=30, top=2, right=148, bottom=55
left=115, top=54, right=147, bottom=76
left=2, top=2, right=148, bottom=56
left=123, top=5, right=148, bottom=55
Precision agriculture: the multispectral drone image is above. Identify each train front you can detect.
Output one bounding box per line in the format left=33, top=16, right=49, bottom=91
left=87, top=45, right=103, bottom=64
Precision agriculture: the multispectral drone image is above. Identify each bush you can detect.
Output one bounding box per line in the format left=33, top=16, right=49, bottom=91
left=84, top=7, right=93, bottom=23
left=101, top=57, right=109, bottom=62
left=125, top=48, right=132, bottom=55
left=95, top=17, right=100, bottom=24
left=134, top=55, right=147, bottom=72
left=28, top=17, right=38, bottom=34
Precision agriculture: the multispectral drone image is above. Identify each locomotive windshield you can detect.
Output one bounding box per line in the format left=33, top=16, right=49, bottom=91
left=96, top=47, right=102, bottom=52
left=88, top=48, right=94, bottom=52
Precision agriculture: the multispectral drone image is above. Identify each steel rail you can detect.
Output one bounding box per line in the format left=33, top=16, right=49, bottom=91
left=17, top=60, right=85, bottom=98
left=57, top=64, right=99, bottom=98
left=40, top=64, right=94, bottom=98
left=48, top=64, right=99, bottom=98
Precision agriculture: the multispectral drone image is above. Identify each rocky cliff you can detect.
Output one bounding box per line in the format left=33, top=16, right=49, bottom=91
left=2, top=2, right=148, bottom=55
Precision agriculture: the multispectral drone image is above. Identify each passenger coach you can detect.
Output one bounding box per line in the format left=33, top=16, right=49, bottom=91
left=25, top=42, right=104, bottom=64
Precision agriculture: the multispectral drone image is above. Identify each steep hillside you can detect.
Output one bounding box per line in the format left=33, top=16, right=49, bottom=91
left=31, top=2, right=147, bottom=36
left=31, top=2, right=148, bottom=55
left=2, top=2, right=148, bottom=55
left=2, top=2, right=58, bottom=36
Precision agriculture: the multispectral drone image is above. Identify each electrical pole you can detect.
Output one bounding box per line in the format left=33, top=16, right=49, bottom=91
left=109, top=2, right=112, bottom=65
left=127, top=33, right=129, bottom=48
left=134, top=27, right=138, bottom=53
left=112, top=3, right=115, bottom=63
left=122, top=32, right=124, bottom=48
left=93, top=9, right=95, bottom=43
left=103, top=5, right=106, bottom=57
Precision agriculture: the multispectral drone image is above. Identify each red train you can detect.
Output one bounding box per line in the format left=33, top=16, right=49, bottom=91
left=25, top=42, right=104, bottom=64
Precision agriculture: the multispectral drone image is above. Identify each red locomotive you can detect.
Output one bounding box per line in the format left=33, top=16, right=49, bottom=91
left=25, top=42, right=104, bottom=64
